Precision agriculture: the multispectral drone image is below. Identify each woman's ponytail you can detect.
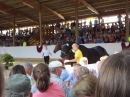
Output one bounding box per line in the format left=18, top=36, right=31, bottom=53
left=33, top=63, right=50, bottom=92
left=36, top=72, right=50, bottom=92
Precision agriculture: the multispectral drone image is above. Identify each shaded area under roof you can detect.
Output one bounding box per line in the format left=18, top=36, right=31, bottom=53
left=0, top=0, right=129, bottom=30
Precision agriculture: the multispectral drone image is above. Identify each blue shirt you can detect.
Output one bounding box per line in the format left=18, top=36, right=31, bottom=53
left=95, top=40, right=102, bottom=43
left=64, top=73, right=77, bottom=85
left=78, top=38, right=82, bottom=44
left=60, top=69, right=70, bottom=81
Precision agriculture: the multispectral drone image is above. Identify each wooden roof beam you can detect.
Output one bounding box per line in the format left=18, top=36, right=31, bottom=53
left=80, top=0, right=99, bottom=14
left=0, top=3, right=38, bottom=24
left=20, top=0, right=40, bottom=10
left=19, top=12, right=39, bottom=24
left=0, top=3, right=16, bottom=15
left=20, top=0, right=65, bottom=20
left=73, top=0, right=99, bottom=14
left=0, top=17, right=18, bottom=27
left=41, top=3, right=65, bottom=20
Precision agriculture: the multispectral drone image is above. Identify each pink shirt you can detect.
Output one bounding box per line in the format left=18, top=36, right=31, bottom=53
left=33, top=82, right=65, bottom=97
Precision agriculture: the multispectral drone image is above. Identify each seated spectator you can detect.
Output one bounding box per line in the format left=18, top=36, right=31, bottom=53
left=32, top=63, right=65, bottom=97
left=9, top=65, right=26, bottom=76
left=23, top=62, right=34, bottom=86
left=5, top=65, right=31, bottom=97
left=73, top=74, right=97, bottom=97
left=49, top=61, right=68, bottom=97
left=23, top=62, right=33, bottom=79
left=78, top=36, right=82, bottom=44
left=75, top=66, right=89, bottom=80
left=95, top=38, right=103, bottom=43
left=60, top=67, right=70, bottom=81
left=68, top=66, right=89, bottom=97
left=79, top=57, right=97, bottom=76
left=23, top=40, right=27, bottom=46
left=109, top=34, right=115, bottom=43
left=95, top=51, right=130, bottom=97
left=64, top=64, right=80, bottom=88
left=0, top=63, right=4, bottom=97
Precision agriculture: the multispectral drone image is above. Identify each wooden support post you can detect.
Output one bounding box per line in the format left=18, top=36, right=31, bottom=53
left=98, top=16, right=100, bottom=24
left=13, top=16, right=15, bottom=46
left=75, top=0, right=79, bottom=43
left=0, top=29, right=2, bottom=34
left=125, top=0, right=129, bottom=42
left=39, top=10, right=42, bottom=45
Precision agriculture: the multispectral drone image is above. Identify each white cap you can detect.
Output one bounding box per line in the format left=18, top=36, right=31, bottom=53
left=49, top=61, right=63, bottom=68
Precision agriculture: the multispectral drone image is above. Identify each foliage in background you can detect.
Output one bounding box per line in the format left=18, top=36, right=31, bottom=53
left=1, top=53, right=14, bottom=67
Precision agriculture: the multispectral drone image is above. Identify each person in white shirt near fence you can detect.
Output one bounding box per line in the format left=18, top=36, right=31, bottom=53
left=42, top=45, right=52, bottom=64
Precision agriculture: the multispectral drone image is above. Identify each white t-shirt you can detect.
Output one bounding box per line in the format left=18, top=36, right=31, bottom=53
left=43, top=49, right=50, bottom=57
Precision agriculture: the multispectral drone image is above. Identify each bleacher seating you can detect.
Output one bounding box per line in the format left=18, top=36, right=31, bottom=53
left=28, top=27, right=54, bottom=45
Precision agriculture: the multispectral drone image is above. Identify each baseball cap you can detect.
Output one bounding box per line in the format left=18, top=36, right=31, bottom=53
left=5, top=74, right=31, bottom=97
left=49, top=61, right=63, bottom=68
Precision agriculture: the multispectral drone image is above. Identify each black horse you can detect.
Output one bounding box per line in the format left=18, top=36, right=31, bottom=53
left=53, top=41, right=109, bottom=64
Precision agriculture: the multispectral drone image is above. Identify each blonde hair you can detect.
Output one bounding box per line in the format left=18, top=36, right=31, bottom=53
left=73, top=74, right=97, bottom=97
left=79, top=57, right=88, bottom=65
left=100, top=55, right=108, bottom=61
left=72, top=43, right=79, bottom=48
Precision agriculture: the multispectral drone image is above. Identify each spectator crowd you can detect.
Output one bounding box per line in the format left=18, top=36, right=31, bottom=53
left=0, top=15, right=128, bottom=46
left=0, top=27, right=39, bottom=46
left=0, top=48, right=130, bottom=97
left=47, top=18, right=126, bottom=45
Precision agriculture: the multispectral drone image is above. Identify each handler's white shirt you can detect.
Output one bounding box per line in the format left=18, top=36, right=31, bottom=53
left=42, top=49, right=50, bottom=56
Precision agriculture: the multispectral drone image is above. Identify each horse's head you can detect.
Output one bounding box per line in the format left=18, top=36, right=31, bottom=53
left=53, top=41, right=62, bottom=53
left=60, top=43, right=74, bottom=59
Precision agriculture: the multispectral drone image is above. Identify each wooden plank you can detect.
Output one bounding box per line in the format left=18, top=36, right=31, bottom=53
left=20, top=0, right=65, bottom=20
left=80, top=0, right=99, bottom=14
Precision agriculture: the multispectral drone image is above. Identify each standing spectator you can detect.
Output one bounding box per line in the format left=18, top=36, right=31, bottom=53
left=33, top=63, right=65, bottom=97
left=42, top=45, right=52, bottom=64
left=117, top=14, right=123, bottom=28
left=107, top=23, right=110, bottom=30
left=94, top=18, right=98, bottom=26
left=101, top=18, right=104, bottom=24
left=89, top=20, right=92, bottom=28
